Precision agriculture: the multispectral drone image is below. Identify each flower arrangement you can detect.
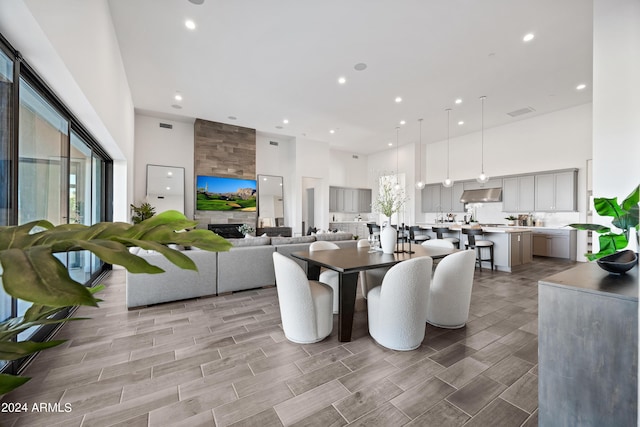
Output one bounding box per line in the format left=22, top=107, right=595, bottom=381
left=372, top=178, right=407, bottom=218
left=237, top=223, right=255, bottom=236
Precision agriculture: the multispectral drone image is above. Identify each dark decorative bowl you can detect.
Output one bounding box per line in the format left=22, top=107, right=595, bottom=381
left=597, top=250, right=638, bottom=274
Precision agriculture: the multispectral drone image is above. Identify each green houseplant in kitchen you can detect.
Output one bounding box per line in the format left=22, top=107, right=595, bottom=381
left=569, top=185, right=639, bottom=273
left=505, top=215, right=518, bottom=226
left=0, top=210, right=232, bottom=394
left=372, top=178, right=407, bottom=254
left=130, top=201, right=156, bottom=224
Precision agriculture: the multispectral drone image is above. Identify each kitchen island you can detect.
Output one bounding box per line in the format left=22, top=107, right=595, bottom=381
left=416, top=223, right=532, bottom=272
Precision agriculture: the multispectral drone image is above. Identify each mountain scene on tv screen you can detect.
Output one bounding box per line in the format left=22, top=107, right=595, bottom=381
left=196, top=176, right=257, bottom=211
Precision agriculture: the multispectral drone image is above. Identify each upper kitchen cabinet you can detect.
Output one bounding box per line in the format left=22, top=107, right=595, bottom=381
left=421, top=184, right=441, bottom=212
left=329, top=186, right=372, bottom=213
left=502, top=175, right=535, bottom=212
left=535, top=170, right=577, bottom=212
left=440, top=182, right=466, bottom=212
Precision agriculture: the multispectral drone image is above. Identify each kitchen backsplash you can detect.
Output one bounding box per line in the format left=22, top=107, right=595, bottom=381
left=419, top=202, right=579, bottom=228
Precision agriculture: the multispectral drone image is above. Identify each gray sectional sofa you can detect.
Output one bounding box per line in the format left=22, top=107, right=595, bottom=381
left=126, top=232, right=356, bottom=308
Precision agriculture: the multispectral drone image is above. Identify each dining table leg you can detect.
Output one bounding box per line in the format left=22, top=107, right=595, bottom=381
left=338, top=272, right=359, bottom=342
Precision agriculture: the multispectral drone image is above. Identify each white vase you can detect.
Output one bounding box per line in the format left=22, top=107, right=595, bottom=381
left=380, top=223, right=397, bottom=254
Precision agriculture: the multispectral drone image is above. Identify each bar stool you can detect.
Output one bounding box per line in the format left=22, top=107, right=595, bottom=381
left=432, top=226, right=460, bottom=249
left=409, top=226, right=430, bottom=244
left=462, top=228, right=494, bottom=271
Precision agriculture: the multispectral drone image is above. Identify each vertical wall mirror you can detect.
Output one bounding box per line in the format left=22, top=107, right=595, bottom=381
left=257, top=174, right=284, bottom=227
left=146, top=164, right=185, bottom=214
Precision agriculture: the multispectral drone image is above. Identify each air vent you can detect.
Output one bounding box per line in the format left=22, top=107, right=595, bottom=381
left=159, top=122, right=173, bottom=129
left=269, top=141, right=279, bottom=146
left=507, top=107, right=535, bottom=117
left=352, top=155, right=359, bottom=159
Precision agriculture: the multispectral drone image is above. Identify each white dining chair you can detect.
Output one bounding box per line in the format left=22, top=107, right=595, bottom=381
left=426, top=249, right=476, bottom=328
left=367, top=257, right=432, bottom=350
left=309, top=240, right=340, bottom=313
left=272, top=252, right=333, bottom=343
left=422, top=239, right=455, bottom=249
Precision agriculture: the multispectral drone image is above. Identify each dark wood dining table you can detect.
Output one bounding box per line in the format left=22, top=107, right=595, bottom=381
left=291, top=244, right=458, bottom=342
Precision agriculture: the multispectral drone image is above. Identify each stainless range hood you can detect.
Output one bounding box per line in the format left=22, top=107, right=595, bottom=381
left=460, top=187, right=503, bottom=203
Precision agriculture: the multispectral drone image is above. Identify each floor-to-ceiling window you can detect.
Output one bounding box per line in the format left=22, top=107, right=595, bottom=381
left=1, top=33, right=112, bottom=375
left=0, top=44, right=13, bottom=372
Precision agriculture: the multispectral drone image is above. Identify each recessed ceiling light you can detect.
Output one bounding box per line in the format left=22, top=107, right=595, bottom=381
left=400, top=120, right=406, bottom=125
left=354, top=63, right=367, bottom=71
left=329, top=129, right=335, bottom=134
left=167, top=171, right=173, bottom=176
left=185, top=19, right=196, bottom=30
left=227, top=116, right=237, bottom=120
left=455, top=98, right=462, bottom=104
left=576, top=84, right=587, bottom=90
left=174, top=94, right=182, bottom=101
left=338, top=76, right=346, bottom=84
left=166, top=187, right=171, bottom=190
left=395, top=97, right=402, bottom=103
left=458, top=121, right=464, bottom=125
left=523, top=33, right=535, bottom=42
left=283, top=119, right=289, bottom=124
left=263, top=177, right=268, bottom=181
left=388, top=142, right=393, bottom=146
left=171, top=104, right=182, bottom=109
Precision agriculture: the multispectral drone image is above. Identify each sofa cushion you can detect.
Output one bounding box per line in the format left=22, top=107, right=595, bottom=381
left=271, top=236, right=316, bottom=245
left=315, top=232, right=353, bottom=241
left=226, top=236, right=271, bottom=247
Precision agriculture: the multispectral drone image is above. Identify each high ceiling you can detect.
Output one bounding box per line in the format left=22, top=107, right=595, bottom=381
left=107, top=0, right=593, bottom=154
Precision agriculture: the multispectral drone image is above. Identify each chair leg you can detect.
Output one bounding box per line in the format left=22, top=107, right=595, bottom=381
left=490, top=246, right=494, bottom=270
left=476, top=247, right=482, bottom=271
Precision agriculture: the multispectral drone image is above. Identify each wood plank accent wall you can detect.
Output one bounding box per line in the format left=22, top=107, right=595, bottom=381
left=194, top=119, right=257, bottom=226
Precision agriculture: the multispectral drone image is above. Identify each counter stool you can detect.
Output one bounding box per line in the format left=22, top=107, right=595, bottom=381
left=432, top=226, right=460, bottom=249
left=409, top=226, right=430, bottom=244
left=462, top=228, right=494, bottom=271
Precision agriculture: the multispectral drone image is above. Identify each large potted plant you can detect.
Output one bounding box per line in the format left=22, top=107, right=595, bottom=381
left=0, top=210, right=231, bottom=394
left=372, top=178, right=407, bottom=254
left=569, top=184, right=639, bottom=273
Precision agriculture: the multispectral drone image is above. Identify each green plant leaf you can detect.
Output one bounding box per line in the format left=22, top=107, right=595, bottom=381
left=593, top=197, right=625, bottom=219
left=0, top=220, right=54, bottom=250
left=70, top=240, right=166, bottom=274
left=0, top=373, right=30, bottom=395
left=0, top=340, right=66, bottom=361
left=621, top=185, right=640, bottom=211
left=0, top=247, right=99, bottom=307
left=115, top=239, right=197, bottom=271
left=567, top=223, right=610, bottom=233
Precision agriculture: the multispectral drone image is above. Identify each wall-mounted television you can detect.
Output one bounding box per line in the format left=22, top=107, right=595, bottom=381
left=196, top=175, right=257, bottom=211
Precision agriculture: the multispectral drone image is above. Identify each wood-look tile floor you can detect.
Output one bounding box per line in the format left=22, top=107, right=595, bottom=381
left=1, top=257, right=576, bottom=427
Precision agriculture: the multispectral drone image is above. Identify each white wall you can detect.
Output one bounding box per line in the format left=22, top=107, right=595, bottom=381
left=134, top=114, right=195, bottom=218
left=293, top=137, right=331, bottom=234
left=329, top=150, right=369, bottom=188
left=256, top=132, right=296, bottom=229
left=0, top=0, right=135, bottom=222
left=592, top=0, right=640, bottom=201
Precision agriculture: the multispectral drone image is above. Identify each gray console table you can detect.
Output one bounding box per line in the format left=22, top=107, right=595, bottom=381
left=538, top=262, right=638, bottom=426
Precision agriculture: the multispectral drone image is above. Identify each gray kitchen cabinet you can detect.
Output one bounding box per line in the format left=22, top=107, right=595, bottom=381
left=535, top=170, right=577, bottom=212
left=330, top=186, right=372, bottom=213
left=509, top=232, right=533, bottom=266
left=440, top=185, right=453, bottom=212
left=358, top=189, right=372, bottom=213
left=453, top=182, right=465, bottom=212
left=531, top=229, right=577, bottom=260
left=421, top=184, right=441, bottom=212
left=503, top=175, right=535, bottom=212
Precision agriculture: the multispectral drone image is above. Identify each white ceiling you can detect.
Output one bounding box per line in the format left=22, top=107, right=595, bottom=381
left=107, top=0, right=593, bottom=154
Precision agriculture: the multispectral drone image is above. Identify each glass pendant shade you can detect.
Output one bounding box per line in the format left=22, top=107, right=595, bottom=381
left=415, top=180, right=425, bottom=190
left=443, top=178, right=453, bottom=188
left=476, top=172, right=489, bottom=184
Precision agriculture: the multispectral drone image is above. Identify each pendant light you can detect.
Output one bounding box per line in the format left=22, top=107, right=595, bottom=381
left=394, top=126, right=401, bottom=191
left=415, top=119, right=425, bottom=190
left=476, top=95, right=490, bottom=184
left=442, top=109, right=454, bottom=188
